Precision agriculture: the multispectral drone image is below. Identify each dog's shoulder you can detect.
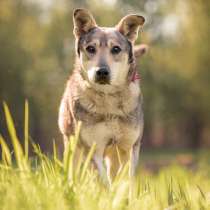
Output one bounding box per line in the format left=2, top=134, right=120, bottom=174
left=58, top=72, right=81, bottom=136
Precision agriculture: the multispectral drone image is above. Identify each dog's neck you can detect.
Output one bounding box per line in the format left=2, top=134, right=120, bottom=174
left=75, top=75, right=141, bottom=117
left=131, top=71, right=141, bottom=82
left=127, top=60, right=141, bottom=83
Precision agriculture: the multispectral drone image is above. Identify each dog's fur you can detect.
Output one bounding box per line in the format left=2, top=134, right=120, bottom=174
left=58, top=8, right=146, bottom=182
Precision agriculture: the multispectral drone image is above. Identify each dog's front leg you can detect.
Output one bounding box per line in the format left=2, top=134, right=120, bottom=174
left=130, top=121, right=144, bottom=176
left=93, top=152, right=104, bottom=175
left=104, top=145, right=130, bottom=184
left=92, top=151, right=109, bottom=184
left=63, top=134, right=69, bottom=149
left=130, top=139, right=141, bottom=176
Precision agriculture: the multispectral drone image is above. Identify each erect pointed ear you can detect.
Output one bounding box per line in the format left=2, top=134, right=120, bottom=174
left=116, top=14, right=145, bottom=43
left=73, top=8, right=97, bottom=38
left=134, top=44, right=149, bottom=58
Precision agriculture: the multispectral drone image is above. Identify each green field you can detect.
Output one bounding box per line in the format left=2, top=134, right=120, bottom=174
left=0, top=104, right=210, bottom=210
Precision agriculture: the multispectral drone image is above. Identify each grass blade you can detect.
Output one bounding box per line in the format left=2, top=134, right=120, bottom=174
left=80, top=142, right=96, bottom=181
left=0, top=135, right=12, bottom=166
left=3, top=102, right=28, bottom=171
left=24, top=100, right=29, bottom=160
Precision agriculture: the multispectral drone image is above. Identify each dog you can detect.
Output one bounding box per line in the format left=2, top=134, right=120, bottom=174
left=58, top=8, right=146, bottom=183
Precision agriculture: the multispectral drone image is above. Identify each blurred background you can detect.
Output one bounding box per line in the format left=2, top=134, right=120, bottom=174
left=0, top=0, right=210, bottom=159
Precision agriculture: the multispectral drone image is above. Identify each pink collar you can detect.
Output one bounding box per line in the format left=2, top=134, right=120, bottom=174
left=131, top=70, right=141, bottom=82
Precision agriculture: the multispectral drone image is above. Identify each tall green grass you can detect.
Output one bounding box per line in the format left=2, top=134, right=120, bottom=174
left=0, top=103, right=210, bottom=210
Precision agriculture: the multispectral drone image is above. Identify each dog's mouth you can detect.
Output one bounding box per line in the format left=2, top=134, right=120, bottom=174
left=95, top=79, right=110, bottom=85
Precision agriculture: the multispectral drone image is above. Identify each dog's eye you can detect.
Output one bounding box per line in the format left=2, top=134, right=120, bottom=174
left=86, top=45, right=96, bottom=54
left=111, top=46, right=121, bottom=54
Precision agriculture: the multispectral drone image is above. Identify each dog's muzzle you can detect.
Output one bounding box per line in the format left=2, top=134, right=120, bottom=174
left=95, top=67, right=110, bottom=84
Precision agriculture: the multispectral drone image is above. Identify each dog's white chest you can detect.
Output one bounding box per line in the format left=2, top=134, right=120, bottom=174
left=80, top=119, right=141, bottom=152
left=79, top=82, right=142, bottom=152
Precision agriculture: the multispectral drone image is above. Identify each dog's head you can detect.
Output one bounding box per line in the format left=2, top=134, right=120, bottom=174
left=73, top=8, right=145, bottom=88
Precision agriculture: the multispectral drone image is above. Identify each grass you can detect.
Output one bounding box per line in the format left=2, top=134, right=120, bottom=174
left=0, top=103, right=210, bottom=210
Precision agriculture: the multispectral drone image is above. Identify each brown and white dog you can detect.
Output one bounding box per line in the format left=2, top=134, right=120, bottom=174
left=58, top=8, right=146, bottom=183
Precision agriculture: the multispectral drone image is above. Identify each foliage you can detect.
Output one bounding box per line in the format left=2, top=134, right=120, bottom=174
left=0, top=0, right=210, bottom=151
left=0, top=104, right=210, bottom=210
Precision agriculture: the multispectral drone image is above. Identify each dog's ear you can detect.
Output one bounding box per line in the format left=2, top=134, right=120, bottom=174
left=134, top=44, right=148, bottom=58
left=73, top=8, right=97, bottom=38
left=116, top=14, right=145, bottom=43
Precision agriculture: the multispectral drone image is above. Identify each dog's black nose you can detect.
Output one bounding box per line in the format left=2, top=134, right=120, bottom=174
left=95, top=67, right=110, bottom=84
left=96, top=67, right=109, bottom=77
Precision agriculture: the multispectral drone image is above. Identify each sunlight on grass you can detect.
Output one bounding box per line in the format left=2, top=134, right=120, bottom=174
left=0, top=103, right=210, bottom=210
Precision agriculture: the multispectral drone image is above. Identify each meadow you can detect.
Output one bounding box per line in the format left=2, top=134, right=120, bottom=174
left=1, top=1, right=210, bottom=209
left=0, top=103, right=210, bottom=210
